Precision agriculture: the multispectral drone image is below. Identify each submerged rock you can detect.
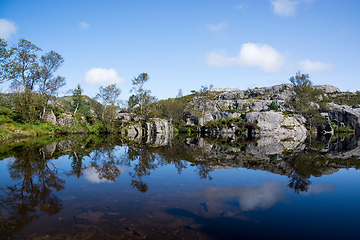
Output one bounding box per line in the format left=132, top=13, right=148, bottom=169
left=76, top=212, right=104, bottom=222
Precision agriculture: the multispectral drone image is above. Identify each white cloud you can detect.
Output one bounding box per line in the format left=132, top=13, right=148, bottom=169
left=206, top=22, right=228, bottom=32
left=0, top=19, right=17, bottom=39
left=206, top=43, right=286, bottom=73
left=298, top=59, right=335, bottom=72
left=79, top=22, right=90, bottom=30
left=84, top=68, right=126, bottom=86
left=271, top=0, right=299, bottom=17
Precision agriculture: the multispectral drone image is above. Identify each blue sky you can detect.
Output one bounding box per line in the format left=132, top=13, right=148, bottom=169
left=1, top=0, right=359, bottom=101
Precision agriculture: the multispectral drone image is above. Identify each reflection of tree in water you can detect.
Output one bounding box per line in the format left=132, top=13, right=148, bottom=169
left=123, top=137, right=215, bottom=192
left=68, top=151, right=88, bottom=178
left=287, top=173, right=311, bottom=194
left=0, top=145, right=64, bottom=239
left=196, top=164, right=213, bottom=180
left=125, top=145, right=158, bottom=193
left=285, top=139, right=330, bottom=194
left=88, top=142, right=123, bottom=182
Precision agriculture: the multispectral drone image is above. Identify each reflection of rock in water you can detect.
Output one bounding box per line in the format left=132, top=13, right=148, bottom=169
left=144, top=132, right=173, bottom=147
left=178, top=134, right=358, bottom=179
left=319, top=134, right=360, bottom=158
left=243, top=134, right=306, bottom=157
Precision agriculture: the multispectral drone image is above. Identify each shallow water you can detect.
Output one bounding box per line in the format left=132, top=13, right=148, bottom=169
left=0, top=134, right=359, bottom=239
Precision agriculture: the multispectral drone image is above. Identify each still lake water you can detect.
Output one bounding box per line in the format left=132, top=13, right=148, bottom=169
left=0, top=134, right=359, bottom=239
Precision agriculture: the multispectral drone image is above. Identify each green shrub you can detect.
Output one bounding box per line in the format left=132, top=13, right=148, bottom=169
left=268, top=101, right=279, bottom=111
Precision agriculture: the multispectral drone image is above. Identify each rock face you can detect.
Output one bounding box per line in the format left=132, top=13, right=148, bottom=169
left=185, top=83, right=357, bottom=136
left=242, top=111, right=307, bottom=136
left=313, top=85, right=340, bottom=93
left=57, top=113, right=76, bottom=127
left=43, top=110, right=57, bottom=125
left=145, top=118, right=173, bottom=134
left=212, top=84, right=293, bottom=100
left=122, top=118, right=173, bottom=146
left=328, top=104, right=360, bottom=131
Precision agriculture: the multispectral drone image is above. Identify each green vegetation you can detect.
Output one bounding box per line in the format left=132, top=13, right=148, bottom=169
left=0, top=38, right=124, bottom=140
left=268, top=101, right=279, bottom=111
left=1, top=38, right=359, bottom=141
left=332, top=91, right=360, bottom=107
left=287, top=72, right=326, bottom=129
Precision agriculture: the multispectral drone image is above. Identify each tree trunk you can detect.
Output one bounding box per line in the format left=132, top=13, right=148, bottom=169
left=74, top=103, right=79, bottom=114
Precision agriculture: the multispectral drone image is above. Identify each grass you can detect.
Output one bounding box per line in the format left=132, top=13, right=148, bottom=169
left=0, top=107, right=108, bottom=141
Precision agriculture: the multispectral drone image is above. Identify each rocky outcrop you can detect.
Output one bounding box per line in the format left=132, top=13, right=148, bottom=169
left=210, top=84, right=293, bottom=100
left=43, top=110, right=57, bottom=125
left=144, top=118, right=173, bottom=146
left=313, top=85, right=340, bottom=93
left=57, top=113, right=76, bottom=127
left=122, top=118, right=173, bottom=146
left=144, top=118, right=173, bottom=134
left=242, top=111, right=307, bottom=136
left=327, top=103, right=360, bottom=131
left=210, top=84, right=340, bottom=101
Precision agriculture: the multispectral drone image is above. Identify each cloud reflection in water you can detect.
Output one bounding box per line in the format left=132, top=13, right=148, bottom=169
left=203, top=181, right=336, bottom=212
left=83, top=166, right=126, bottom=183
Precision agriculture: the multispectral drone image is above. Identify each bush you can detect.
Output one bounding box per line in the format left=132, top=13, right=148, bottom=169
left=268, top=101, right=279, bottom=111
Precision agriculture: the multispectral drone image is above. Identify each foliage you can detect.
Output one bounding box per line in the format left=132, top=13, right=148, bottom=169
left=153, top=97, right=187, bottom=125
left=71, top=84, right=86, bottom=114
left=0, top=38, right=65, bottom=123
left=94, top=84, right=121, bottom=132
left=268, top=101, right=279, bottom=111
left=130, top=72, right=150, bottom=119
left=287, top=72, right=325, bottom=128
left=332, top=91, right=360, bottom=107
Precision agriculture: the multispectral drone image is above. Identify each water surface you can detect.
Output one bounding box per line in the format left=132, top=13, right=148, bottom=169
left=0, top=134, right=359, bottom=239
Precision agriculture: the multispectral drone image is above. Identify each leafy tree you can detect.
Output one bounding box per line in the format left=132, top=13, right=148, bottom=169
left=0, top=38, right=65, bottom=123
left=38, top=51, right=65, bottom=102
left=128, top=94, right=139, bottom=109
left=95, top=84, right=121, bottom=132
left=131, top=72, right=149, bottom=119
left=0, top=38, right=11, bottom=84
left=288, top=71, right=324, bottom=128
left=156, top=98, right=186, bottom=125
left=140, top=90, right=157, bottom=121
left=176, top=89, right=183, bottom=98
left=71, top=84, right=83, bottom=114
left=7, top=39, right=42, bottom=91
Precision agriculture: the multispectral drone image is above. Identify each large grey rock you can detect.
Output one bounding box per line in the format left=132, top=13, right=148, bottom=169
left=209, top=88, right=240, bottom=92
left=214, top=84, right=293, bottom=100
left=251, top=101, right=272, bottom=111
left=211, top=112, right=242, bottom=120
left=328, top=103, right=360, bottom=131
left=57, top=113, right=75, bottom=127
left=147, top=118, right=173, bottom=133
left=44, top=110, right=57, bottom=125
left=243, top=111, right=307, bottom=136
left=216, top=90, right=245, bottom=100
left=314, top=85, right=340, bottom=93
